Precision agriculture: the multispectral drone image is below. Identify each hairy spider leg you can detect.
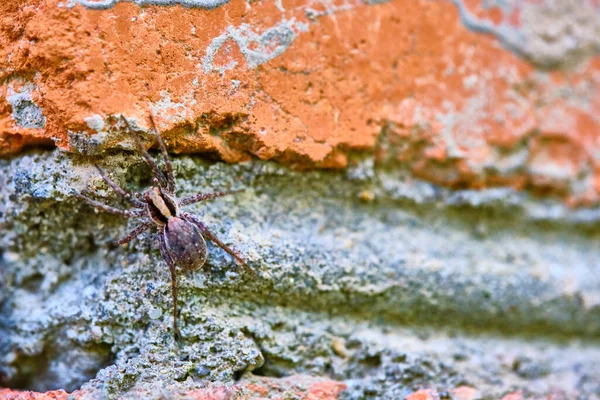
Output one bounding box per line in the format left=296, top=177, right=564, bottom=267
left=158, top=230, right=181, bottom=340
left=120, top=115, right=169, bottom=190
left=181, top=212, right=253, bottom=275
left=94, top=164, right=145, bottom=208
left=179, top=190, right=240, bottom=206
left=115, top=222, right=154, bottom=245
left=148, top=114, right=175, bottom=193
left=76, top=193, right=143, bottom=218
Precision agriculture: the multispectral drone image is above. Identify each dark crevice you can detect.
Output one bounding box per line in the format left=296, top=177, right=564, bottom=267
left=251, top=364, right=288, bottom=378
left=2, top=341, right=115, bottom=392
left=1, top=348, right=52, bottom=391
left=238, top=329, right=291, bottom=379
left=232, top=369, right=245, bottom=382
left=360, top=353, right=382, bottom=368
left=251, top=353, right=293, bottom=378
left=21, top=272, right=44, bottom=292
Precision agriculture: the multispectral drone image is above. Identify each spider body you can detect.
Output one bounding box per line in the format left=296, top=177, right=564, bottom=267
left=164, top=217, right=207, bottom=271
left=77, top=115, right=249, bottom=338
left=143, top=186, right=209, bottom=271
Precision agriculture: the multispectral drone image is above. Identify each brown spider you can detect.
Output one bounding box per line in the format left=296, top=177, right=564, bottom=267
left=77, top=115, right=250, bottom=339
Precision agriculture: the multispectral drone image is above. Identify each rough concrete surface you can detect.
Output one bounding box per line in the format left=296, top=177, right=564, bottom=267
left=1, top=149, right=599, bottom=398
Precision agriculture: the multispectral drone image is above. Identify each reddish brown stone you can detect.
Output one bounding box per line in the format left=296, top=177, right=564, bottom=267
left=244, top=383, right=269, bottom=396
left=186, top=386, right=235, bottom=400
left=304, top=380, right=347, bottom=400
left=0, top=0, right=599, bottom=204
left=0, top=389, right=84, bottom=400
left=500, top=390, right=524, bottom=400
left=0, top=375, right=346, bottom=400
left=405, top=389, right=440, bottom=400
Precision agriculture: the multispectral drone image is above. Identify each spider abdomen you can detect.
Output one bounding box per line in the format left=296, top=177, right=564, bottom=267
left=163, top=217, right=208, bottom=270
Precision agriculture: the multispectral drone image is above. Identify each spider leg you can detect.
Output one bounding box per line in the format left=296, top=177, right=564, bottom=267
left=76, top=193, right=142, bottom=218
left=181, top=212, right=254, bottom=275
left=148, top=113, right=175, bottom=193
left=120, top=115, right=169, bottom=189
left=158, top=229, right=181, bottom=340
left=115, top=221, right=154, bottom=245
left=94, top=164, right=145, bottom=208
left=179, top=190, right=241, bottom=207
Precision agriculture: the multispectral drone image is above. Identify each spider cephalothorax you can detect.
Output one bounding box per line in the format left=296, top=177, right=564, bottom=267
left=78, top=115, right=250, bottom=338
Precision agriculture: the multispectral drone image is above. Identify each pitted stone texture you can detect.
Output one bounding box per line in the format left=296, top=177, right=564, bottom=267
left=0, top=0, right=599, bottom=205
left=1, top=151, right=600, bottom=398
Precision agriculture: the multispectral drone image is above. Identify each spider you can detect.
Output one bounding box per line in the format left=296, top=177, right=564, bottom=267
left=77, top=115, right=250, bottom=339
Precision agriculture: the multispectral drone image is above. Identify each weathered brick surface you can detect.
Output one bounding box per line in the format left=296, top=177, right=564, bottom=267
left=1, top=0, right=599, bottom=203
left=0, top=376, right=347, bottom=399
left=0, top=389, right=78, bottom=400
